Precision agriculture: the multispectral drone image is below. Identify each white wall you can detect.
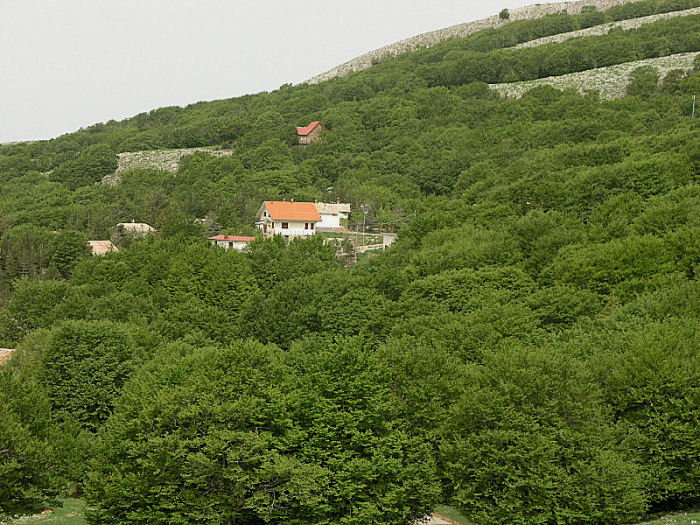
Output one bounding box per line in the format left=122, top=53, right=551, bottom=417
left=264, top=220, right=316, bottom=239
left=213, top=240, right=250, bottom=251
left=318, top=213, right=341, bottom=229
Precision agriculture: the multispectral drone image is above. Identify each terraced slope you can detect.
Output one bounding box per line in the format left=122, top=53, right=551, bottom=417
left=489, top=51, right=700, bottom=99
left=514, top=6, right=700, bottom=48
left=305, top=0, right=650, bottom=84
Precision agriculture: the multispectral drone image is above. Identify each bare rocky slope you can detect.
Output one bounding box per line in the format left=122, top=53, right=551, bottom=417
left=101, top=148, right=234, bottom=185
left=304, top=0, right=651, bottom=84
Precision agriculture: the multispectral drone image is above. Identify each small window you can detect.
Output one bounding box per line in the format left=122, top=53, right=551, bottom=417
left=310, top=223, right=315, bottom=229
left=304, top=223, right=309, bottom=230
left=282, top=222, right=289, bottom=229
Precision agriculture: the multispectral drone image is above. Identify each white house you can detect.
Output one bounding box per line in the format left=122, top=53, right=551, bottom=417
left=208, top=235, right=256, bottom=251
left=315, top=202, right=351, bottom=232
left=255, top=201, right=321, bottom=241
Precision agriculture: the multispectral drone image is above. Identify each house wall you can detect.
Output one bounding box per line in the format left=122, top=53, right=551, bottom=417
left=299, top=126, right=324, bottom=145
left=318, top=213, right=341, bottom=229
left=259, top=220, right=317, bottom=239
left=212, top=240, right=250, bottom=251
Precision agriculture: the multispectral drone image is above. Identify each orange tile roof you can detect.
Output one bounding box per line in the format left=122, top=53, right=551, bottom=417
left=263, top=201, right=321, bottom=221
left=208, top=235, right=256, bottom=242
left=296, top=122, right=325, bottom=136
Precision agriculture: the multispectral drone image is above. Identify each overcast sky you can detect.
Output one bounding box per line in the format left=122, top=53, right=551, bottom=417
left=1, top=0, right=559, bottom=143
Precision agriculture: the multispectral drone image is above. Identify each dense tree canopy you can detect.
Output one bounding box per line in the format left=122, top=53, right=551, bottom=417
left=1, top=0, right=699, bottom=522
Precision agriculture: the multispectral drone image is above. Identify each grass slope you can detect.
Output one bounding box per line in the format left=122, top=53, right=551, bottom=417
left=2, top=500, right=86, bottom=525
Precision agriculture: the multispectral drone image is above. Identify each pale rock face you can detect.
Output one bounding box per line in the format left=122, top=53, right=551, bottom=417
left=304, top=0, right=652, bottom=84
left=102, top=148, right=235, bottom=185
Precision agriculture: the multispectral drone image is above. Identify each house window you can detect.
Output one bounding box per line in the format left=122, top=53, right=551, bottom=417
left=282, top=222, right=289, bottom=229
left=310, top=223, right=315, bottom=229
left=271, top=222, right=275, bottom=228
left=304, top=223, right=309, bottom=230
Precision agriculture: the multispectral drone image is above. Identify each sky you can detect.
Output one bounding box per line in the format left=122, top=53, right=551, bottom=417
left=0, top=0, right=559, bottom=143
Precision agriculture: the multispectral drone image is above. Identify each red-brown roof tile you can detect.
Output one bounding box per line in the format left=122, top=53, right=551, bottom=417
left=263, top=201, right=322, bottom=221
left=296, top=122, right=325, bottom=136
left=208, top=235, right=256, bottom=242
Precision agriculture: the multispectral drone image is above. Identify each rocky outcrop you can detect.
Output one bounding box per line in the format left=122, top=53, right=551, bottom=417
left=489, top=52, right=700, bottom=99
left=115, top=148, right=234, bottom=174
left=514, top=7, right=700, bottom=49
left=304, top=0, right=652, bottom=84
left=102, top=148, right=234, bottom=185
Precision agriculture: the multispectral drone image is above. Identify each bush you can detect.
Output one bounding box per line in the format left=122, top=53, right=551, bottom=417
left=37, top=320, right=142, bottom=431
left=442, top=346, right=647, bottom=524
left=86, top=339, right=439, bottom=524
left=0, top=405, right=59, bottom=521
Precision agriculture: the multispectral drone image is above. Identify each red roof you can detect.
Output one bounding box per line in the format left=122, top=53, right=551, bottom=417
left=208, top=235, right=256, bottom=242
left=262, top=201, right=321, bottom=221
left=296, top=121, right=325, bottom=136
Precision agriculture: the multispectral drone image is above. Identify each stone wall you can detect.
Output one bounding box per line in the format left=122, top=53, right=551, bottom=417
left=304, top=0, right=651, bottom=84
left=514, top=7, right=700, bottom=49
left=489, top=52, right=700, bottom=99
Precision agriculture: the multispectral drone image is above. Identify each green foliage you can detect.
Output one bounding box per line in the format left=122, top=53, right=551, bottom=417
left=442, top=346, right=648, bottom=525
left=591, top=322, right=700, bottom=507
left=86, top=339, right=439, bottom=524
left=35, top=320, right=142, bottom=431
left=0, top=404, right=59, bottom=521
left=0, top=359, right=60, bottom=520
left=1, top=2, right=700, bottom=521
left=51, top=145, right=117, bottom=188
left=628, top=67, right=662, bottom=98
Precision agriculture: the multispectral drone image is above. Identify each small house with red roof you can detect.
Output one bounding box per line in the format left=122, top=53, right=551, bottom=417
left=208, top=235, right=256, bottom=251
left=255, top=201, right=321, bottom=241
left=296, top=122, right=326, bottom=145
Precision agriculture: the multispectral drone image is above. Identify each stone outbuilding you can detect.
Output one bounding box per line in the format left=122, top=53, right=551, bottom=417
left=296, top=122, right=327, bottom=145
left=0, top=349, right=15, bottom=366
left=88, top=240, right=119, bottom=256
left=315, top=202, right=351, bottom=232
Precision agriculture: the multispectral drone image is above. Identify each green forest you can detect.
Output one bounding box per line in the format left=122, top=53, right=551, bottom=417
left=1, top=0, right=699, bottom=523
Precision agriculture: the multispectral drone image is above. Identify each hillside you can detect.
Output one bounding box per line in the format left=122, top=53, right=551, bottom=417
left=306, top=0, right=658, bottom=83
left=1, top=0, right=699, bottom=524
